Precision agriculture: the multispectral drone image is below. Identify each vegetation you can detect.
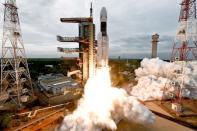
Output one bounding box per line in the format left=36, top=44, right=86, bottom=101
left=28, top=58, right=78, bottom=80
left=109, top=59, right=141, bottom=87
left=0, top=113, right=12, bottom=128
left=27, top=58, right=141, bottom=86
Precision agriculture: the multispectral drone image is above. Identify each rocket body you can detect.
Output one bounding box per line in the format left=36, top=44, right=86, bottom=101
left=97, top=7, right=109, bottom=67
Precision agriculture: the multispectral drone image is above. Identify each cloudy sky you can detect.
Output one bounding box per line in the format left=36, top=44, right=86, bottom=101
left=0, top=0, right=180, bottom=59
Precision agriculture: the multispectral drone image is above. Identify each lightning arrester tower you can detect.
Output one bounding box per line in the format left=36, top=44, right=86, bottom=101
left=171, top=0, right=197, bottom=61
left=1, top=0, right=33, bottom=107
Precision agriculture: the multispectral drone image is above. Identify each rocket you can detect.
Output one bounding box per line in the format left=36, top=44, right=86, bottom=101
left=97, top=7, right=109, bottom=67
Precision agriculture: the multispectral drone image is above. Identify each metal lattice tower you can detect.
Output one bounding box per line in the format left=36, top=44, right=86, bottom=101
left=171, top=0, right=197, bottom=61
left=0, top=0, right=33, bottom=107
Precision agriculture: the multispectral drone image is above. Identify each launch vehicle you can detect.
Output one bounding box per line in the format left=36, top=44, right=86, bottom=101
left=97, top=7, right=109, bottom=67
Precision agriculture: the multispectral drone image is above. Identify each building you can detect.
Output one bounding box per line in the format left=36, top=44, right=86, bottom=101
left=37, top=74, right=82, bottom=105
left=151, top=34, right=159, bottom=58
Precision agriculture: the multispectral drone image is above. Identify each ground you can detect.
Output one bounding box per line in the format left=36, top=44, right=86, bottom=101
left=1, top=59, right=197, bottom=130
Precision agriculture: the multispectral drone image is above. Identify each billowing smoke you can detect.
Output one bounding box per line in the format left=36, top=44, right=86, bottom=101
left=131, top=58, right=197, bottom=101
left=59, top=67, right=155, bottom=131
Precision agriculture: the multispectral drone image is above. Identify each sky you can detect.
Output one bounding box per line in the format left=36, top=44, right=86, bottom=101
left=0, top=0, right=180, bottom=59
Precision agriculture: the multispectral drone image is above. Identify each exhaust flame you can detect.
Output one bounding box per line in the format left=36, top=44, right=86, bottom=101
left=59, top=67, right=155, bottom=131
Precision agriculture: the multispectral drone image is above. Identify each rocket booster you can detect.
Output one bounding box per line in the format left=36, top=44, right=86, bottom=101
left=97, top=7, right=109, bottom=67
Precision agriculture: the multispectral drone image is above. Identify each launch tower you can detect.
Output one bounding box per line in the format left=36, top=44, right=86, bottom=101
left=0, top=0, right=34, bottom=108
left=57, top=4, right=96, bottom=82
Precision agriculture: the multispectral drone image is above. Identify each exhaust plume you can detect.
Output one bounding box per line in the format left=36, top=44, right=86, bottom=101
left=59, top=67, right=155, bottom=131
left=131, top=58, right=197, bottom=101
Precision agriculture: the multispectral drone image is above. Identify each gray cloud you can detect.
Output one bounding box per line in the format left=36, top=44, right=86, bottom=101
left=109, top=34, right=174, bottom=59
left=0, top=0, right=181, bottom=59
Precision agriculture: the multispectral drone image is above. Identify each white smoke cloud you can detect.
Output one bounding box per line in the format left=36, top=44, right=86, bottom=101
left=59, top=68, right=155, bottom=131
left=131, top=58, right=197, bottom=101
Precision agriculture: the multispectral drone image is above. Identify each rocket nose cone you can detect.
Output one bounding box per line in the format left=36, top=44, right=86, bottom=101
left=100, top=7, right=107, bottom=20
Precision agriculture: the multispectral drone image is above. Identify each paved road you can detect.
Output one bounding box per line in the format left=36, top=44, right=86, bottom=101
left=146, top=102, right=194, bottom=131
left=117, top=102, right=194, bottom=131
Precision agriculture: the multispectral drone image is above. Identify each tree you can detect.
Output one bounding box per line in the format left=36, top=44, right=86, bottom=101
left=0, top=113, right=12, bottom=128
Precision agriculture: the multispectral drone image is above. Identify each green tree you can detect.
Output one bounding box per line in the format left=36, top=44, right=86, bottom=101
left=0, top=113, right=12, bottom=128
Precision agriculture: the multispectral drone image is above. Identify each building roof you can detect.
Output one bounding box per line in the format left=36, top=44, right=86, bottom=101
left=38, top=74, right=79, bottom=92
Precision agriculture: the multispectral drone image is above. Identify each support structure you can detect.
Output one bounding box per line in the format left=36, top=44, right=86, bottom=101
left=57, top=47, right=80, bottom=53
left=162, top=0, right=197, bottom=113
left=0, top=0, right=33, bottom=108
left=57, top=4, right=96, bottom=82
left=171, top=0, right=197, bottom=61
